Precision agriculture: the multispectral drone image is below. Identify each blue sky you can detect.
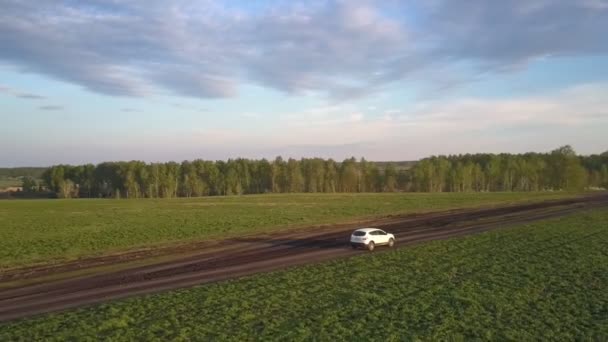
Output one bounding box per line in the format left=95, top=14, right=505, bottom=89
left=1, top=0, right=607, bottom=166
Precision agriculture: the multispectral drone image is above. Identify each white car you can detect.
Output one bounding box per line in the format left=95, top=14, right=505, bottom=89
left=350, top=228, right=395, bottom=251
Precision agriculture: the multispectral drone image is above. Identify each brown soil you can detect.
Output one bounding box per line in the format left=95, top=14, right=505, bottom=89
left=0, top=193, right=606, bottom=322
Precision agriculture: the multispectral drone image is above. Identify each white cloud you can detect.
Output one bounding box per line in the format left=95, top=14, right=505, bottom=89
left=349, top=112, right=364, bottom=122
left=0, top=1, right=409, bottom=99
left=178, top=83, right=608, bottom=159
left=0, top=0, right=605, bottom=100
left=6, top=83, right=605, bottom=164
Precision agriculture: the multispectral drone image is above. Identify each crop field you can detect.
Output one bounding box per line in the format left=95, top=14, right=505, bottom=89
left=1, top=207, right=606, bottom=340
left=0, top=192, right=582, bottom=269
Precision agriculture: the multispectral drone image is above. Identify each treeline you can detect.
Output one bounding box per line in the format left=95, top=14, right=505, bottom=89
left=0, top=167, right=46, bottom=179
left=41, top=157, right=407, bottom=198
left=39, top=146, right=608, bottom=198
left=411, top=146, right=608, bottom=192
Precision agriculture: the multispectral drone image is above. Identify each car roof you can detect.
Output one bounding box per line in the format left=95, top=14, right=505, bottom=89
left=354, top=228, right=381, bottom=233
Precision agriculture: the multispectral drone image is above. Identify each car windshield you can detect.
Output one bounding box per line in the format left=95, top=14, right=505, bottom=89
left=353, top=231, right=366, bottom=236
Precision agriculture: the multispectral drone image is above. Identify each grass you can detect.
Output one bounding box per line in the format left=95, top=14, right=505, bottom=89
left=1, top=207, right=607, bottom=340
left=0, top=192, right=583, bottom=269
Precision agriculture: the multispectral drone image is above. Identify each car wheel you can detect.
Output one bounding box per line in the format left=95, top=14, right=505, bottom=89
left=367, top=241, right=375, bottom=251
left=388, top=238, right=395, bottom=248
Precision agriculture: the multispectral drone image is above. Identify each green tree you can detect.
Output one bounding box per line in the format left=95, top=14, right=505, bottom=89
left=180, top=160, right=204, bottom=197
left=21, top=176, right=38, bottom=193
left=224, top=161, right=242, bottom=195
left=148, top=163, right=162, bottom=198
left=324, top=160, right=338, bottom=193
left=60, top=179, right=76, bottom=198
left=339, top=158, right=359, bottom=192
left=271, top=157, right=287, bottom=193
left=548, top=145, right=586, bottom=190
left=383, top=163, right=398, bottom=192
left=433, top=157, right=451, bottom=192
left=160, top=162, right=180, bottom=198
left=286, top=158, right=304, bottom=193
left=362, top=159, right=381, bottom=192
left=235, top=159, right=251, bottom=194
left=601, top=165, right=608, bottom=189
left=414, top=159, right=434, bottom=192
left=472, top=163, right=484, bottom=192
left=486, top=155, right=502, bottom=191
left=80, top=164, right=95, bottom=197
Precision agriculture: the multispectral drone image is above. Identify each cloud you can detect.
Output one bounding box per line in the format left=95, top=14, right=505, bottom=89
left=0, top=1, right=606, bottom=100
left=188, top=82, right=608, bottom=158
left=39, top=105, right=63, bottom=111
left=17, top=93, right=45, bottom=99
left=0, top=84, right=45, bottom=99
left=422, top=0, right=608, bottom=65
left=5, top=83, right=606, bottom=165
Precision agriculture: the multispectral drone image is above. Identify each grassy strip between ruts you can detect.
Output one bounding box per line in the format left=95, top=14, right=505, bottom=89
left=1, top=207, right=607, bottom=340
left=0, top=192, right=584, bottom=269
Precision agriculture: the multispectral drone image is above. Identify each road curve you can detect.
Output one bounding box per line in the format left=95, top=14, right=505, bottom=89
left=1, top=194, right=607, bottom=322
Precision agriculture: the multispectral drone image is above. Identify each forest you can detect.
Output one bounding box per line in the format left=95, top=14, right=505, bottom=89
left=0, top=167, right=46, bottom=179
left=30, top=146, right=608, bottom=199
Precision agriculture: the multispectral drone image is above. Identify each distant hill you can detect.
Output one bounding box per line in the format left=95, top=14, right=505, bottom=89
left=0, top=168, right=46, bottom=190
left=0, top=167, right=47, bottom=178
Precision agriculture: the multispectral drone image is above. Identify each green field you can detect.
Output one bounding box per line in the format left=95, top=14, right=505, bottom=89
left=0, top=192, right=583, bottom=269
left=2, top=207, right=606, bottom=340
left=0, top=178, right=21, bottom=189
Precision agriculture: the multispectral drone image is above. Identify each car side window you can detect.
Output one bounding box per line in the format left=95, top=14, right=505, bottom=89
left=370, top=231, right=377, bottom=236
left=380, top=230, right=387, bottom=235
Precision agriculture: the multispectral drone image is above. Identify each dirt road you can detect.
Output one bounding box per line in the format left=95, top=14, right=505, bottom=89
left=1, top=194, right=607, bottom=322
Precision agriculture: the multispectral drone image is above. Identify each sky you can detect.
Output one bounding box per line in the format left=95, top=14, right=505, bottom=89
left=1, top=0, right=608, bottom=166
